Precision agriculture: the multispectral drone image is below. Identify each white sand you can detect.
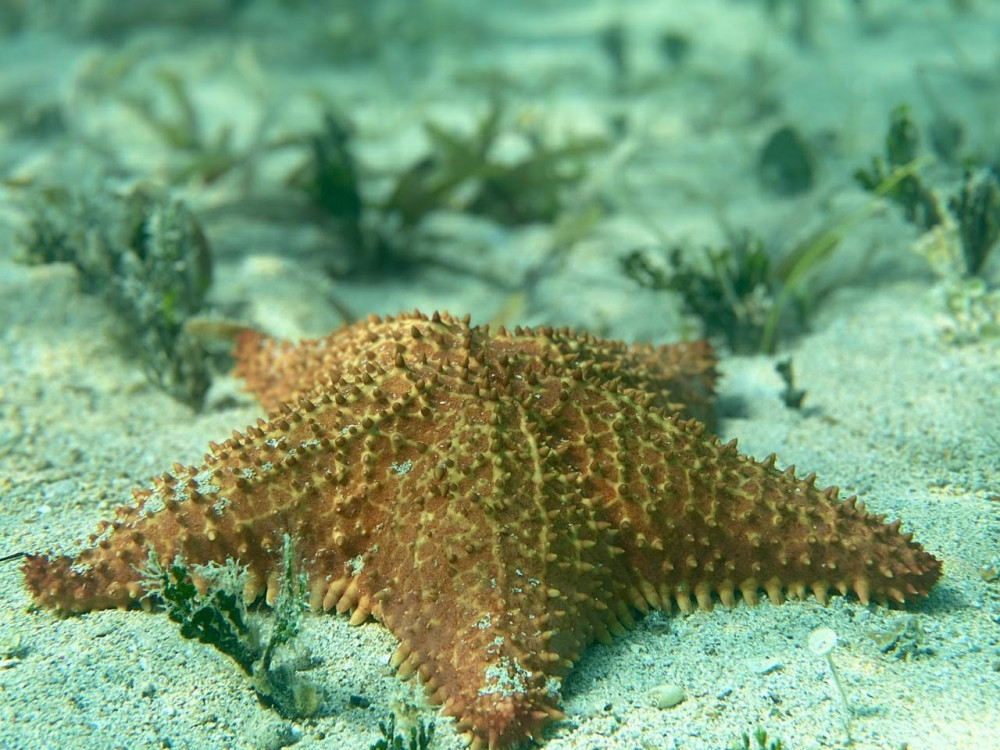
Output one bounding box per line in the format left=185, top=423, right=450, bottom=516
left=1, top=2, right=998, bottom=749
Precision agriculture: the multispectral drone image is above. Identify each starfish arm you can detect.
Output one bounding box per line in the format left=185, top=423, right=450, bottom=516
left=579, top=409, right=943, bottom=612
left=22, top=380, right=410, bottom=613
left=366, top=531, right=571, bottom=750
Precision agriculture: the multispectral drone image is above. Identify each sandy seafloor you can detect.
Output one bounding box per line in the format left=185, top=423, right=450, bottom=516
left=0, top=2, right=999, bottom=749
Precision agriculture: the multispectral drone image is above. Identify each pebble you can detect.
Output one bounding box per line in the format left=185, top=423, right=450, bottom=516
left=749, top=657, right=784, bottom=675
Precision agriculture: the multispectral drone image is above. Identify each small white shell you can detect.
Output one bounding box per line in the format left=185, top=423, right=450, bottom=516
left=649, top=683, right=686, bottom=709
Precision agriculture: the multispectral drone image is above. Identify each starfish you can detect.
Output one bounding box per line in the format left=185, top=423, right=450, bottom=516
left=23, top=310, right=941, bottom=749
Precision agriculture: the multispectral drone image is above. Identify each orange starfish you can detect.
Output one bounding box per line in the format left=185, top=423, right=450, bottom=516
left=23, top=311, right=941, bottom=749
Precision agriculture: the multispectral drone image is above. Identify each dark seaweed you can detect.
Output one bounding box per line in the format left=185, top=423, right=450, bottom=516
left=142, top=538, right=321, bottom=719
left=949, top=168, right=1000, bottom=276
left=369, top=714, right=435, bottom=750
left=854, top=105, right=943, bottom=231
left=621, top=236, right=775, bottom=353
left=292, top=103, right=605, bottom=278
left=16, top=182, right=213, bottom=408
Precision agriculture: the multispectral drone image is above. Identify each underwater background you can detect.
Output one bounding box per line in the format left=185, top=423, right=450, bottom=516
left=0, top=1, right=998, bottom=748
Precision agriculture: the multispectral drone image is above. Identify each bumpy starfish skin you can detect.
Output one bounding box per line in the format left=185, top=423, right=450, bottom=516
left=232, top=312, right=719, bottom=428
left=24, top=311, right=941, bottom=749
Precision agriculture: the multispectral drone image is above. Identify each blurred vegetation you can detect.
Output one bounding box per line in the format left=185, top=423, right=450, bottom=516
left=14, top=181, right=215, bottom=408
left=4, top=0, right=995, bottom=362
left=623, top=100, right=999, bottom=354
left=22, top=36, right=609, bottom=312
left=855, top=105, right=1000, bottom=341
left=620, top=157, right=917, bottom=354
left=0, top=1, right=24, bottom=36
left=8, top=0, right=241, bottom=36
left=855, top=105, right=942, bottom=232
left=117, top=68, right=290, bottom=190
left=757, top=124, right=815, bottom=197
left=949, top=168, right=1000, bottom=277
left=288, top=102, right=607, bottom=278
left=285, top=110, right=401, bottom=277
left=856, top=104, right=1000, bottom=280
left=388, top=104, right=602, bottom=227
left=93, top=59, right=608, bottom=282
left=621, top=235, right=774, bottom=354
